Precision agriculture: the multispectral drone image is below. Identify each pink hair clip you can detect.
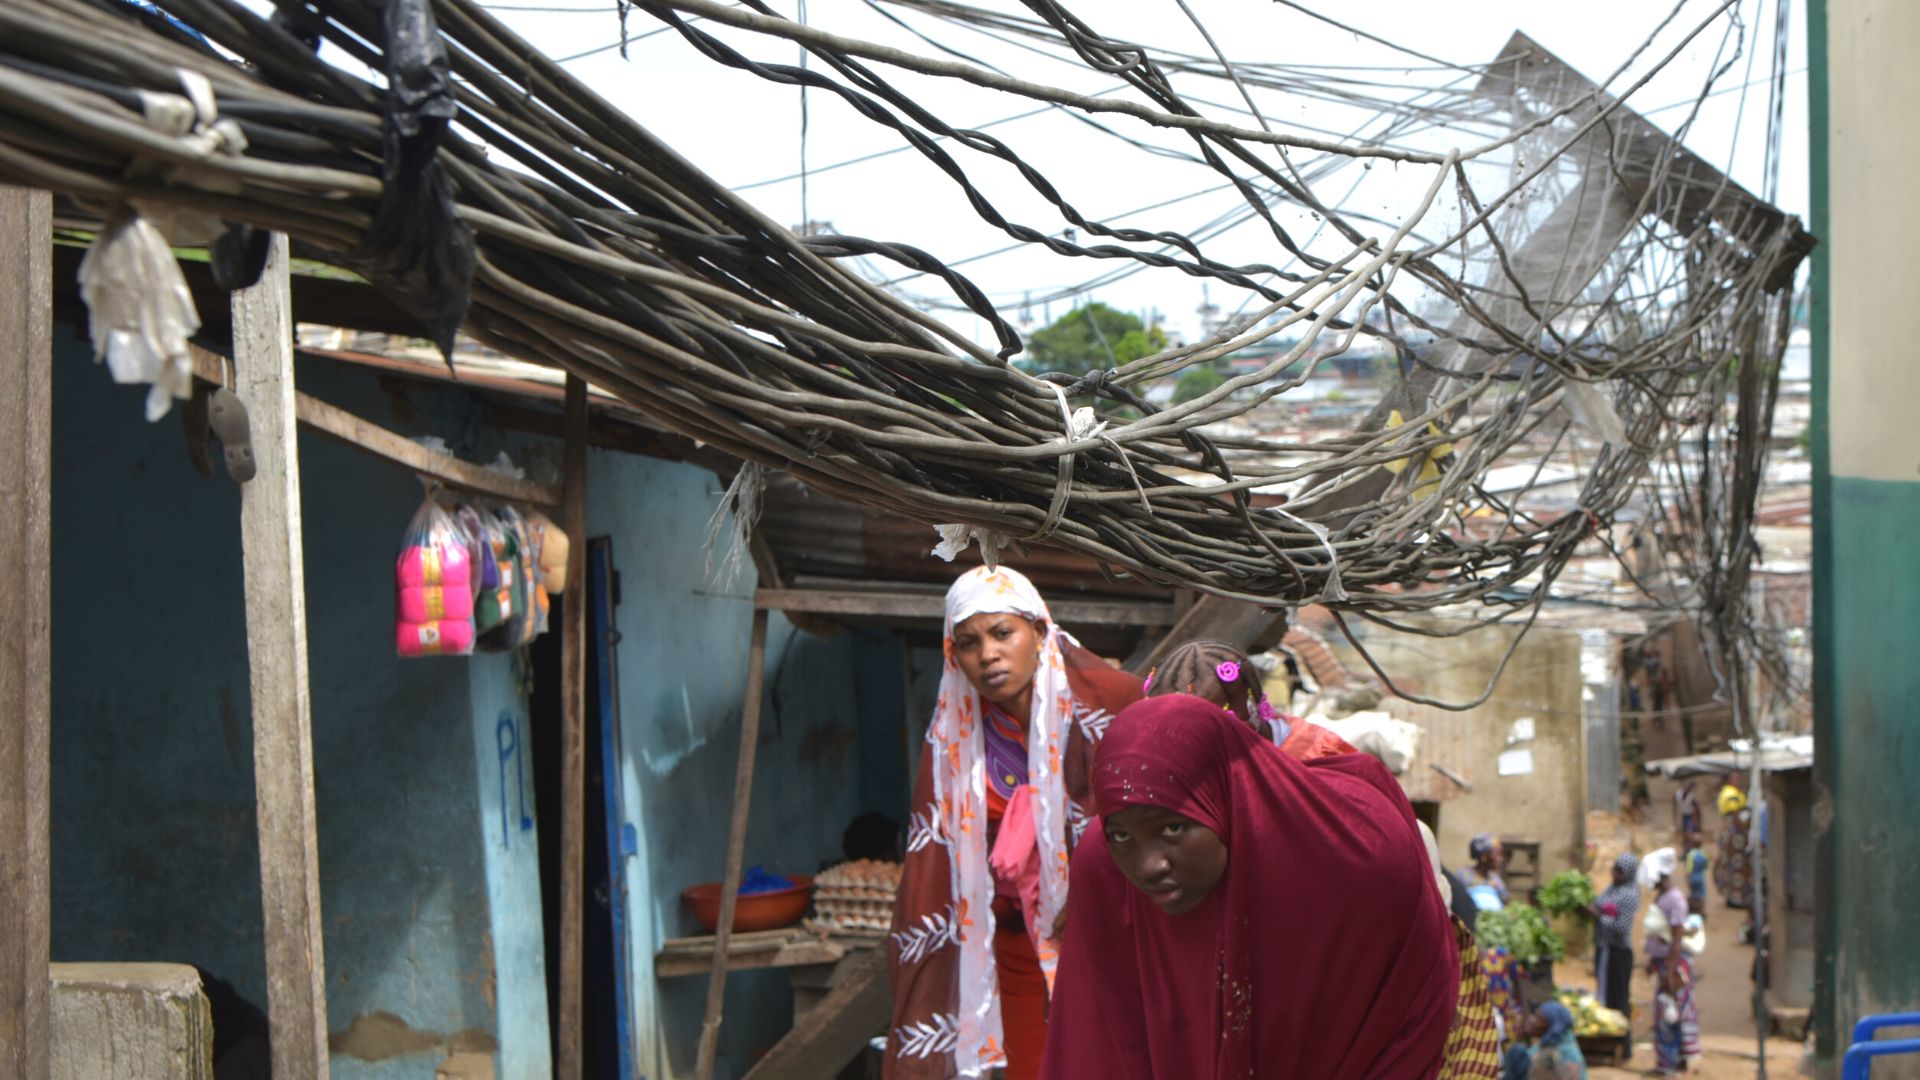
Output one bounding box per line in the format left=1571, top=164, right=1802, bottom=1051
left=1142, top=668, right=1156, bottom=693
left=1257, top=699, right=1277, bottom=722
left=1215, top=660, right=1241, bottom=684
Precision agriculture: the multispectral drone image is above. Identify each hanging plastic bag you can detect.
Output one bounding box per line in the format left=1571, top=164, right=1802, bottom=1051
left=469, top=506, right=514, bottom=638
left=530, top=510, right=571, bottom=595
left=477, top=506, right=531, bottom=652
left=76, top=211, right=200, bottom=421
left=503, top=505, right=542, bottom=643
left=395, top=492, right=476, bottom=657
left=522, top=509, right=559, bottom=637
left=449, top=503, right=490, bottom=605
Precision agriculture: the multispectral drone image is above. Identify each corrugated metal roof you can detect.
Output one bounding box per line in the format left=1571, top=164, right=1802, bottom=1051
left=1645, top=741, right=1813, bottom=778
left=760, top=473, right=1172, bottom=602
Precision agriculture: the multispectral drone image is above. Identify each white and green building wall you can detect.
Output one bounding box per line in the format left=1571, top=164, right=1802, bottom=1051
left=1810, top=0, right=1920, bottom=1069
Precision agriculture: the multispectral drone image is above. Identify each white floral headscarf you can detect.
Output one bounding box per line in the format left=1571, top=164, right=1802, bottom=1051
left=930, top=565, right=1075, bottom=1075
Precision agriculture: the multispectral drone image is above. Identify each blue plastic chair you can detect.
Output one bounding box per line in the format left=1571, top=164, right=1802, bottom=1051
left=1844, top=1013, right=1920, bottom=1080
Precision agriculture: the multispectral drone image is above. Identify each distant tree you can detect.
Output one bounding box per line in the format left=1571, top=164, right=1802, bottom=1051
left=1021, top=303, right=1168, bottom=378
left=1172, top=365, right=1226, bottom=404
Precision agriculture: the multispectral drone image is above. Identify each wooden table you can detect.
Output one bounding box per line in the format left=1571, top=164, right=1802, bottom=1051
left=657, top=928, right=890, bottom=1080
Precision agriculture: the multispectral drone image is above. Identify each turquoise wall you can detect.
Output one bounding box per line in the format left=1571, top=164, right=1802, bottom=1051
left=51, top=328, right=888, bottom=1080
left=1810, top=0, right=1920, bottom=1064
left=48, top=333, right=551, bottom=1079
left=1815, top=475, right=1920, bottom=1062
left=585, top=452, right=866, bottom=1080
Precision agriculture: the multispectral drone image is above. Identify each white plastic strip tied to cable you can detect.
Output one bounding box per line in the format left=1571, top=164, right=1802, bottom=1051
left=932, top=379, right=1149, bottom=569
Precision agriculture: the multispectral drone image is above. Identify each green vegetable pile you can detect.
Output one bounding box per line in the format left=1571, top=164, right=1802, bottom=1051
left=1537, top=869, right=1597, bottom=917
left=1474, top=903, right=1566, bottom=966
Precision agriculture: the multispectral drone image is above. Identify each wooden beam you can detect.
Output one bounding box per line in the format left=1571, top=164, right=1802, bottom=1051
left=1131, top=594, right=1288, bottom=674
left=654, top=932, right=848, bottom=980
left=695, top=608, right=772, bottom=1080
left=755, top=588, right=1177, bottom=628
left=554, top=376, right=589, bottom=1080
left=0, top=185, right=54, bottom=1080
left=188, top=346, right=562, bottom=508
left=741, top=950, right=889, bottom=1080
left=51, top=239, right=429, bottom=342
left=188, top=346, right=562, bottom=507
left=298, top=392, right=561, bottom=508
left=232, top=234, right=330, bottom=1080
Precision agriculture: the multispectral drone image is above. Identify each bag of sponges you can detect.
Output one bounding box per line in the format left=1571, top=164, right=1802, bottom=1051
left=396, top=492, right=476, bottom=657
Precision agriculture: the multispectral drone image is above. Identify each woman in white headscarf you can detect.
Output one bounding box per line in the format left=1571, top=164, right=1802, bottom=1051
left=884, top=565, right=1143, bottom=1080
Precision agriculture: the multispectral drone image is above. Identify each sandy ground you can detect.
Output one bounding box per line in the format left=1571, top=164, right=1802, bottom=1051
left=1574, top=809, right=1806, bottom=1078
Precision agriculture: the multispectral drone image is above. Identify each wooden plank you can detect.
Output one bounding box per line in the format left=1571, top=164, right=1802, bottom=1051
left=694, top=608, right=772, bottom=1080
left=655, top=938, right=846, bottom=980
left=298, top=392, right=562, bottom=508
left=741, top=949, right=890, bottom=1080
left=1131, top=593, right=1287, bottom=674
left=190, top=343, right=561, bottom=508
left=232, top=234, right=330, bottom=1080
left=660, top=928, right=803, bottom=953
left=756, top=587, right=1176, bottom=628
left=554, top=376, right=589, bottom=1080
left=0, top=185, right=53, bottom=1080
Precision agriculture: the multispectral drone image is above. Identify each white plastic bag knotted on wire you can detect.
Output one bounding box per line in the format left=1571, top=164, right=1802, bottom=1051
left=76, top=211, right=200, bottom=421
left=930, top=523, right=1013, bottom=569
left=78, top=69, right=257, bottom=421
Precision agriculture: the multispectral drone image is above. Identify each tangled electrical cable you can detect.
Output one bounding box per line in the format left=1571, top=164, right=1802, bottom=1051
left=0, top=0, right=1811, bottom=635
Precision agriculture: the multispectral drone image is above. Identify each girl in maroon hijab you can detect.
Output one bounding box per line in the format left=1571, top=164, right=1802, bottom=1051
left=1042, top=695, right=1458, bottom=1079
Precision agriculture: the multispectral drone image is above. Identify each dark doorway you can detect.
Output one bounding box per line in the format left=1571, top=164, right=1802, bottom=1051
left=529, top=548, right=625, bottom=1077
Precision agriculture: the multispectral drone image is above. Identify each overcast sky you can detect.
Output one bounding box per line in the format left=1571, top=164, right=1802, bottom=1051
left=436, top=0, right=1808, bottom=349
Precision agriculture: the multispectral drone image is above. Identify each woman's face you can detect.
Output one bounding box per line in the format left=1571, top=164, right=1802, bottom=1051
left=1477, top=842, right=1505, bottom=873
left=950, top=612, right=1045, bottom=711
left=1102, top=804, right=1228, bottom=916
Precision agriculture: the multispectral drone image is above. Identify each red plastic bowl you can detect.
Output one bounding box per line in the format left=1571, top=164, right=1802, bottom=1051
left=682, top=875, right=814, bottom=934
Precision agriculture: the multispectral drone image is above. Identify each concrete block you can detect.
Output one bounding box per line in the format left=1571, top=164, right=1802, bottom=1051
left=50, top=963, right=213, bottom=1080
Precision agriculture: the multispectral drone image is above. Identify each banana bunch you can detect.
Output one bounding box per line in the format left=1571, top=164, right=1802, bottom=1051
left=1556, top=990, right=1630, bottom=1037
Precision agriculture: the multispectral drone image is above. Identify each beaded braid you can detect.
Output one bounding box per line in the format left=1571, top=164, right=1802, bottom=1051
left=1147, top=640, right=1269, bottom=726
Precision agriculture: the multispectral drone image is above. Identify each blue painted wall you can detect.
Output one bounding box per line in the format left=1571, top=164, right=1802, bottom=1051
left=585, top=452, right=868, bottom=1080
left=51, top=326, right=894, bottom=1080
left=48, top=333, right=551, bottom=1079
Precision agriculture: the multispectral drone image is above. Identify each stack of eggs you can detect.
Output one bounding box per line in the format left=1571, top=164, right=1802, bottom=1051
left=808, top=860, right=904, bottom=933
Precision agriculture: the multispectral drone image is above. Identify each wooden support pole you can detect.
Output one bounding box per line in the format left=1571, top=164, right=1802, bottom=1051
left=695, top=608, right=772, bottom=1080
left=0, top=185, right=54, bottom=1080
left=233, top=234, right=330, bottom=1080
left=555, top=375, right=589, bottom=1080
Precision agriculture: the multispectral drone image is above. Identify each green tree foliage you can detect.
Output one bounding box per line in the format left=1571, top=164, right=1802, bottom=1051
left=1021, top=303, right=1168, bottom=377
left=1172, top=365, right=1226, bottom=404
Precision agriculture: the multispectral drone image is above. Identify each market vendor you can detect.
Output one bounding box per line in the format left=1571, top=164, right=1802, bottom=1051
left=1467, top=834, right=1511, bottom=912
left=883, top=565, right=1142, bottom=1080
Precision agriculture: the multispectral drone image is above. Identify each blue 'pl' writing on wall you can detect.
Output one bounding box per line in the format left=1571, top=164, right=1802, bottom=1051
left=497, top=711, right=534, bottom=846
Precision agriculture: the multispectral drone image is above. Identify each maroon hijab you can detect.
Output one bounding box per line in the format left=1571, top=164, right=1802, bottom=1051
left=1042, top=695, right=1457, bottom=1080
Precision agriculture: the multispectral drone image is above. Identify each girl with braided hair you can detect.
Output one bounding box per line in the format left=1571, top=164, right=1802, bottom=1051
left=1141, top=643, right=1503, bottom=1078
left=1144, top=640, right=1356, bottom=761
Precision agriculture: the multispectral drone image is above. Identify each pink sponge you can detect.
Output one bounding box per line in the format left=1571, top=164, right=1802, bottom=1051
left=396, top=618, right=476, bottom=657
left=397, top=543, right=471, bottom=590
left=398, top=583, right=474, bottom=624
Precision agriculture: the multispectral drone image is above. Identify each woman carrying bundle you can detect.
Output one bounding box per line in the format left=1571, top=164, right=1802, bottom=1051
left=884, top=565, right=1142, bottom=1080
left=1042, top=694, right=1458, bottom=1079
